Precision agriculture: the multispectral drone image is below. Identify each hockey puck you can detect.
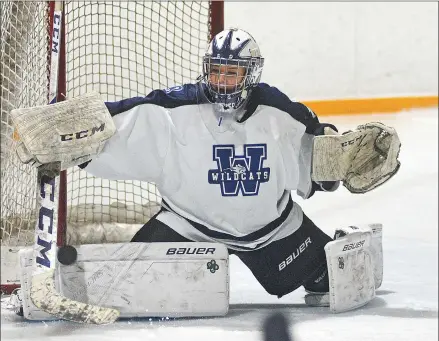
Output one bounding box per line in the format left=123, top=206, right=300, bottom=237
left=57, top=245, right=77, bottom=265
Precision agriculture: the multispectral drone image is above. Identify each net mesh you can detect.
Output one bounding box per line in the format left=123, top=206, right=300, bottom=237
left=1, top=1, right=50, bottom=248
left=1, top=1, right=213, bottom=250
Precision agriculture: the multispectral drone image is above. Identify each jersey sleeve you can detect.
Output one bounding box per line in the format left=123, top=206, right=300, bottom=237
left=82, top=85, right=199, bottom=184
left=294, top=105, right=340, bottom=199
left=249, top=84, right=339, bottom=199
left=83, top=101, right=171, bottom=184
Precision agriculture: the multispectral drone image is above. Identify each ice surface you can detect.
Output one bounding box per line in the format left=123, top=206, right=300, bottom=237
left=2, top=108, right=437, bottom=341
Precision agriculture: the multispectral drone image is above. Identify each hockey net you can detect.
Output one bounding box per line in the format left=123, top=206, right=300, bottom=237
left=1, top=1, right=223, bottom=294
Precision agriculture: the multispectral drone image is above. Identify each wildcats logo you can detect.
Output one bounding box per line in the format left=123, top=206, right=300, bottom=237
left=208, top=144, right=270, bottom=196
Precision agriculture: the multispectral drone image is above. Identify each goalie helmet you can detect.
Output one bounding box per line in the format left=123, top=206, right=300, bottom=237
left=202, top=28, right=264, bottom=114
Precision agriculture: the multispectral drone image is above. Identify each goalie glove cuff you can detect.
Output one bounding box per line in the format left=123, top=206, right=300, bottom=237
left=15, top=141, right=42, bottom=167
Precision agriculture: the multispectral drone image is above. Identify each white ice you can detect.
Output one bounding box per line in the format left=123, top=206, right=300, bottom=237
left=2, top=108, right=438, bottom=341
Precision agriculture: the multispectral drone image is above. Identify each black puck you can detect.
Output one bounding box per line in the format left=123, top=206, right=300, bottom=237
left=57, top=245, right=77, bottom=265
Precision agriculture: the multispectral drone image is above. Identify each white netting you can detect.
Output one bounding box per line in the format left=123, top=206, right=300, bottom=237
left=1, top=1, right=50, bottom=248
left=1, top=1, right=213, bottom=251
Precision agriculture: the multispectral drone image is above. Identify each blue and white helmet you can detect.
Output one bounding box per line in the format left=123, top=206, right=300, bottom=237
left=203, top=28, right=264, bottom=112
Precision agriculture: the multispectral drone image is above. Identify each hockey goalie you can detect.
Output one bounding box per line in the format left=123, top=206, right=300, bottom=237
left=10, top=28, right=399, bottom=323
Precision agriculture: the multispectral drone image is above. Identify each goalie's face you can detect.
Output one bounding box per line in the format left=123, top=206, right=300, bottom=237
left=208, top=64, right=247, bottom=95
left=202, top=29, right=264, bottom=113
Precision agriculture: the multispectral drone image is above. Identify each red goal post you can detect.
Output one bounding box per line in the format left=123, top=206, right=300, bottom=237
left=1, top=1, right=224, bottom=295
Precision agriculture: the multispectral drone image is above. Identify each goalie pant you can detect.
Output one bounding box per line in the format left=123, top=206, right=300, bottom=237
left=132, top=206, right=332, bottom=298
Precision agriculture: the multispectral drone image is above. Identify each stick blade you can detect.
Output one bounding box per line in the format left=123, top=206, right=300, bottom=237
left=30, top=271, right=119, bottom=325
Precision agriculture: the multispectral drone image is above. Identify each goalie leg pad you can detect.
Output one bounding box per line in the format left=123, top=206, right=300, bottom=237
left=19, top=242, right=229, bottom=320
left=305, top=224, right=382, bottom=312
left=325, top=228, right=376, bottom=313
left=370, top=224, right=383, bottom=289
left=19, top=249, right=55, bottom=321
left=334, top=224, right=383, bottom=289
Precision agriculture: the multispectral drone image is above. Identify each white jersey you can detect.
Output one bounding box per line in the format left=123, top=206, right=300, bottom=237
left=84, top=83, right=334, bottom=251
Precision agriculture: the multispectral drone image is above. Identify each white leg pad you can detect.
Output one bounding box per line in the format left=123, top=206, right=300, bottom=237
left=1, top=246, right=22, bottom=291
left=335, top=224, right=383, bottom=289
left=370, top=224, right=383, bottom=289
left=19, top=248, right=55, bottom=321
left=19, top=242, right=229, bottom=320
left=325, top=228, right=375, bottom=313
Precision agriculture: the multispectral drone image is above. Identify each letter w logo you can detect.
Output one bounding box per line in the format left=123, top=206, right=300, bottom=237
left=208, top=144, right=270, bottom=196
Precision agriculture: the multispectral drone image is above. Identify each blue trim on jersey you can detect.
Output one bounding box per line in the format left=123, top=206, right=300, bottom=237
left=105, top=83, right=206, bottom=116
left=240, top=83, right=321, bottom=134
left=161, top=196, right=293, bottom=249
left=105, top=82, right=328, bottom=135
left=239, top=83, right=340, bottom=198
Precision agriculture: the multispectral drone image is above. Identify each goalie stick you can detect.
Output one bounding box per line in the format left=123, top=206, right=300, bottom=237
left=29, top=1, right=119, bottom=324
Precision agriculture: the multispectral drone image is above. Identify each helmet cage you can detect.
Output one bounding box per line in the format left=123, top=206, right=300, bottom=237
left=203, top=56, right=264, bottom=109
